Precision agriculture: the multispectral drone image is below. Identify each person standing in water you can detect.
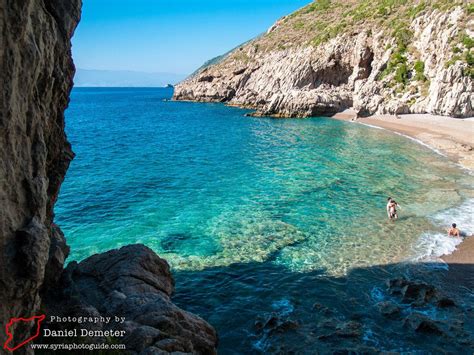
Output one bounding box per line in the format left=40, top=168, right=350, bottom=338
left=386, top=197, right=393, bottom=219
left=448, top=223, right=460, bottom=237
left=386, top=197, right=400, bottom=220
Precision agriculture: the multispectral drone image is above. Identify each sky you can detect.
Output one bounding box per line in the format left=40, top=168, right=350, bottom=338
left=72, top=0, right=311, bottom=75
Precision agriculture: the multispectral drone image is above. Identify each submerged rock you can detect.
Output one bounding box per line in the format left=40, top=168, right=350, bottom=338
left=403, top=313, right=443, bottom=335
left=437, top=297, right=456, bottom=308
left=312, top=302, right=332, bottom=316
left=317, top=319, right=362, bottom=340
left=402, top=283, right=437, bottom=306
left=385, top=278, right=473, bottom=347
left=44, top=244, right=218, bottom=354
left=377, top=301, right=401, bottom=319
left=335, top=321, right=363, bottom=338
left=255, top=312, right=300, bottom=336
left=387, top=278, right=437, bottom=306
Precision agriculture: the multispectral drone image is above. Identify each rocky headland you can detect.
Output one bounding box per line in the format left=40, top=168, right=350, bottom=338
left=0, top=1, right=216, bottom=353
left=174, top=0, right=473, bottom=118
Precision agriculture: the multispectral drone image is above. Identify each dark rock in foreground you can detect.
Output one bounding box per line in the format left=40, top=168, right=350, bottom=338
left=44, top=244, right=217, bottom=354
left=0, top=0, right=80, bottom=351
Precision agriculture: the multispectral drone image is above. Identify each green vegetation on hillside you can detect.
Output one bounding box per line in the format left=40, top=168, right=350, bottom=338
left=250, top=0, right=469, bottom=55
left=468, top=3, right=474, bottom=14
left=447, top=31, right=474, bottom=79
left=293, top=0, right=464, bottom=48
left=414, top=60, right=427, bottom=82
left=267, top=0, right=470, bottom=84
left=225, top=0, right=472, bottom=84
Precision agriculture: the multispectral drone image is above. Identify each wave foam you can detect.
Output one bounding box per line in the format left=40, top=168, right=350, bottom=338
left=432, top=198, right=474, bottom=236
left=411, top=198, right=473, bottom=262
left=358, top=122, right=446, bottom=156
left=412, top=232, right=462, bottom=262
left=391, top=131, right=446, bottom=157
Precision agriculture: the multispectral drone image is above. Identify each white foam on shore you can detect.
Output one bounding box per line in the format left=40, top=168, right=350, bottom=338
left=358, top=122, right=385, bottom=130
left=357, top=122, right=446, bottom=157
left=411, top=199, right=473, bottom=262
left=411, top=232, right=462, bottom=262
left=391, top=131, right=446, bottom=157
left=458, top=164, right=474, bottom=175
left=432, top=198, right=474, bottom=236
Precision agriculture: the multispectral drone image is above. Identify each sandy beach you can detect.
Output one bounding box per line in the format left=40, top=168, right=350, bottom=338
left=332, top=111, right=474, bottom=267
left=333, top=111, right=474, bottom=170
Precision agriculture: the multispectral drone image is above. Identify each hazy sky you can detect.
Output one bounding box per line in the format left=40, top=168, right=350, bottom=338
left=73, top=0, right=311, bottom=75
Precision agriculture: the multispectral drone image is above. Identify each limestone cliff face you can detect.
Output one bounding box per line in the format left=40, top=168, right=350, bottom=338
left=0, top=0, right=81, bottom=348
left=174, top=2, right=473, bottom=118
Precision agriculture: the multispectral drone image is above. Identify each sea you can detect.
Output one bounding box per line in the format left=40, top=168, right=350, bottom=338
left=55, top=87, right=474, bottom=353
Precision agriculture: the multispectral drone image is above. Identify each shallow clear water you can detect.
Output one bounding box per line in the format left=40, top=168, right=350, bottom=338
left=57, top=88, right=474, bottom=352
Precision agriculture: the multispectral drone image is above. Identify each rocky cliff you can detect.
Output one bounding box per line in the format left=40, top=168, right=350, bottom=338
left=0, top=0, right=81, bottom=349
left=174, top=0, right=474, bottom=118
left=0, top=1, right=217, bottom=353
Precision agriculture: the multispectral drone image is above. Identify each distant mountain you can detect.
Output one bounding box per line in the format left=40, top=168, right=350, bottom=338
left=74, top=69, right=186, bottom=87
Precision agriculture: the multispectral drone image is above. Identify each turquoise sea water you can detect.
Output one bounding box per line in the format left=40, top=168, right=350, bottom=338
left=57, top=88, right=473, bottom=352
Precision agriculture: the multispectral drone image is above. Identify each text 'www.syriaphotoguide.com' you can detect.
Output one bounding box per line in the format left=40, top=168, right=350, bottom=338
left=30, top=343, right=126, bottom=351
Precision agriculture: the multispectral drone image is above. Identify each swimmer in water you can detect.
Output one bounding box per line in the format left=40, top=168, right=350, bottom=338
left=448, top=223, right=460, bottom=237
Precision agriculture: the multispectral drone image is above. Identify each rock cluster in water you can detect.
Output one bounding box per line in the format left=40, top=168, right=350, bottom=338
left=0, top=0, right=217, bottom=353
left=251, top=277, right=472, bottom=353
left=384, top=278, right=472, bottom=344
left=174, top=3, right=473, bottom=118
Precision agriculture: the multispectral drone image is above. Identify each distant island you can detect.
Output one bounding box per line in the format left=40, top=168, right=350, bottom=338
left=74, top=68, right=185, bottom=87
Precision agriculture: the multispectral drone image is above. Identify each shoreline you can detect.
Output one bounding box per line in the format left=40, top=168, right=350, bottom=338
left=332, top=111, right=474, bottom=171
left=332, top=111, right=473, bottom=268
